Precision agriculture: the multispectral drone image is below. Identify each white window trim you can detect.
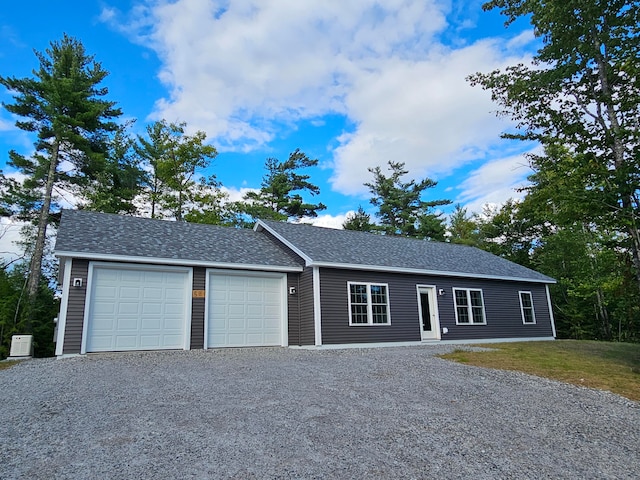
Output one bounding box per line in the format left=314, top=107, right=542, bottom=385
left=347, top=281, right=391, bottom=326
left=452, top=288, right=487, bottom=325
left=519, top=291, right=537, bottom=325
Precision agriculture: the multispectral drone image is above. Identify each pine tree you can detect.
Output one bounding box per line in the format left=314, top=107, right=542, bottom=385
left=365, top=161, right=450, bottom=238
left=0, top=34, right=121, bottom=306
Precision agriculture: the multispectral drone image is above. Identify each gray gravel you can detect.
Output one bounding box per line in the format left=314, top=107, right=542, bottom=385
left=1, top=345, right=638, bottom=479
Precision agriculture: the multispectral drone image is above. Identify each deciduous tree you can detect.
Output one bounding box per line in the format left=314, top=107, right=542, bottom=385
left=135, top=120, right=217, bottom=220
left=468, top=0, right=640, bottom=290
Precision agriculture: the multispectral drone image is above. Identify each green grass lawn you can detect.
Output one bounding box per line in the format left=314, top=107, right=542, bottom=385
left=439, top=340, right=640, bottom=402
left=0, top=360, right=21, bottom=371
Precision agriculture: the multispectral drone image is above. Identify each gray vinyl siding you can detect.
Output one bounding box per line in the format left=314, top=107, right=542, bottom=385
left=431, top=277, right=553, bottom=341
left=286, top=269, right=315, bottom=346
left=62, top=258, right=89, bottom=354
left=299, top=267, right=315, bottom=345
left=287, top=273, right=300, bottom=345
left=190, top=267, right=206, bottom=349
left=319, top=268, right=554, bottom=345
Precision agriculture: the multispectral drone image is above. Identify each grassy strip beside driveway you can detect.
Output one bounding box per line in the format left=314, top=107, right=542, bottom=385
left=439, top=340, right=640, bottom=402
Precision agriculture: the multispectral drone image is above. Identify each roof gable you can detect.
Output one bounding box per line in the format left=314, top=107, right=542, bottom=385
left=256, top=219, right=555, bottom=283
left=55, top=210, right=303, bottom=271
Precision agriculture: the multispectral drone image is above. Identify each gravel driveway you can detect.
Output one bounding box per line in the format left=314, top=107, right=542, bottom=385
left=1, top=345, right=638, bottom=479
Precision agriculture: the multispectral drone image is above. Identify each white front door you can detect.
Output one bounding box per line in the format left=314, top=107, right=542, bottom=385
left=417, top=286, right=440, bottom=340
left=207, top=271, right=286, bottom=348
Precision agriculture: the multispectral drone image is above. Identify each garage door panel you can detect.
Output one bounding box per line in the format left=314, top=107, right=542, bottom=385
left=118, top=302, right=140, bottom=315
left=228, top=291, right=245, bottom=302
left=247, top=291, right=263, bottom=302
left=164, top=303, right=185, bottom=315
left=226, top=304, right=244, bottom=315
left=115, top=335, right=137, bottom=349
left=159, top=335, right=182, bottom=348
left=144, top=287, right=163, bottom=300
left=141, top=317, right=161, bottom=329
left=87, top=266, right=189, bottom=353
left=91, top=336, right=113, bottom=350
left=140, top=335, right=160, bottom=348
left=93, top=301, right=116, bottom=315
left=116, top=316, right=139, bottom=330
left=165, top=288, right=186, bottom=301
left=246, top=304, right=264, bottom=316
left=122, top=270, right=143, bottom=282
left=95, top=285, right=117, bottom=298
left=163, top=317, right=184, bottom=329
left=208, top=273, right=284, bottom=348
left=142, top=303, right=162, bottom=315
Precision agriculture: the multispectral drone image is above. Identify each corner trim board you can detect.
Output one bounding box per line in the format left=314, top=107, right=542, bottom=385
left=55, top=258, right=72, bottom=356
left=313, top=266, right=322, bottom=346
left=545, top=284, right=557, bottom=338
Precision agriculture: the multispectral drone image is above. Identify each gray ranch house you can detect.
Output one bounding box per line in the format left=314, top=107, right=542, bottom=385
left=54, top=210, right=556, bottom=356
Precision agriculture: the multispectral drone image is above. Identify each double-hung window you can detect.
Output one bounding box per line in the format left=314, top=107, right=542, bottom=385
left=348, top=282, right=391, bottom=325
left=453, top=288, right=486, bottom=325
left=519, top=291, right=536, bottom=324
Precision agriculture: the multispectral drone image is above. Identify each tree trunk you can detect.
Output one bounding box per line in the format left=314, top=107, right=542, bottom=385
left=26, top=140, right=59, bottom=305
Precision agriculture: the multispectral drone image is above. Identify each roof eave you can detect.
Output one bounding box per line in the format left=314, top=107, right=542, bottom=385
left=308, top=261, right=556, bottom=284
left=53, top=250, right=304, bottom=273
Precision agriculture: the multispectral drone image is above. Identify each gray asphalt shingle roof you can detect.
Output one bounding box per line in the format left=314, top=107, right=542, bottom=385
left=55, top=210, right=303, bottom=270
left=258, top=220, right=555, bottom=283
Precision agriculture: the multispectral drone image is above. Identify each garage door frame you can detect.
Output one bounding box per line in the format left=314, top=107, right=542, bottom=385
left=204, top=268, right=288, bottom=349
left=81, top=262, right=193, bottom=354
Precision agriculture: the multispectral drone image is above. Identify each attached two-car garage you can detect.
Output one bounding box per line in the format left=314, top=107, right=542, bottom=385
left=83, top=264, right=286, bottom=353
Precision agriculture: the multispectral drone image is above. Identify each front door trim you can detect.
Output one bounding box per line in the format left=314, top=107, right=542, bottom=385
left=416, top=284, right=441, bottom=341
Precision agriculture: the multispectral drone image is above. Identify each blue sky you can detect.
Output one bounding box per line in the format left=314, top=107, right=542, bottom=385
left=1, top=0, right=539, bottom=257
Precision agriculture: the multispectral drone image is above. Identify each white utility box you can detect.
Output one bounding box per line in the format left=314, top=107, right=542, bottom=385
left=9, top=335, right=34, bottom=358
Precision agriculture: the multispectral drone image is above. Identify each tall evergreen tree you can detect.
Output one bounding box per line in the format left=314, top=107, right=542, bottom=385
left=0, top=34, right=121, bottom=304
left=448, top=204, right=480, bottom=246
left=365, top=161, right=450, bottom=239
left=237, top=149, right=326, bottom=223
left=343, top=206, right=374, bottom=232
left=84, top=123, right=145, bottom=215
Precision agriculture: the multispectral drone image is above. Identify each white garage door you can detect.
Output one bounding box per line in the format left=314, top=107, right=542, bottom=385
left=86, top=265, right=190, bottom=352
left=208, top=272, right=284, bottom=347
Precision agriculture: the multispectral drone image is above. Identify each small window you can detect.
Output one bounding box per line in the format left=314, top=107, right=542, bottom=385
left=348, top=282, right=391, bottom=326
left=519, top=291, right=536, bottom=324
left=453, top=288, right=486, bottom=325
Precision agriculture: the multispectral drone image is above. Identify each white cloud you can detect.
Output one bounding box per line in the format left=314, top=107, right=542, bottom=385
left=300, top=212, right=351, bottom=230
left=108, top=1, right=537, bottom=198
left=331, top=40, right=524, bottom=194
left=0, top=117, right=13, bottom=131
left=109, top=0, right=448, bottom=148
left=454, top=147, right=538, bottom=213
left=0, top=217, right=25, bottom=266
left=220, top=185, right=258, bottom=203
